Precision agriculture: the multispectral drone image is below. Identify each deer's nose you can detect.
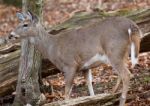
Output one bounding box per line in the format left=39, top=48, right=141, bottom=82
left=8, top=33, right=14, bottom=39
left=9, top=32, right=19, bottom=39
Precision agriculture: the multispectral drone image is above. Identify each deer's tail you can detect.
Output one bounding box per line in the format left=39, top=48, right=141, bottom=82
left=128, top=25, right=141, bottom=67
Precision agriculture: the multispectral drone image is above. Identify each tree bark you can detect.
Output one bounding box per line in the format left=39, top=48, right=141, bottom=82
left=12, top=0, right=43, bottom=105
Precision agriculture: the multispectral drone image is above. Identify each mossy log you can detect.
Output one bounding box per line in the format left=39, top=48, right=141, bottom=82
left=0, top=8, right=150, bottom=98
left=50, top=8, right=150, bottom=33
left=44, top=90, right=150, bottom=106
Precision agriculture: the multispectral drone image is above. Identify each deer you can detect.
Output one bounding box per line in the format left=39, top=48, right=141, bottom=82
left=9, top=11, right=141, bottom=106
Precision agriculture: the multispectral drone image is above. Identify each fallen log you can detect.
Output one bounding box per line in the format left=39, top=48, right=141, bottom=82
left=0, top=49, right=59, bottom=96
left=49, top=8, right=150, bottom=34
left=44, top=90, right=150, bottom=106
left=0, top=42, right=20, bottom=54
left=140, top=32, right=150, bottom=53
left=0, top=8, right=150, bottom=97
left=0, top=59, right=59, bottom=97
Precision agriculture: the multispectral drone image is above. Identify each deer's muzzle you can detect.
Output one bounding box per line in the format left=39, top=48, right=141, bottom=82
left=9, top=32, right=20, bottom=39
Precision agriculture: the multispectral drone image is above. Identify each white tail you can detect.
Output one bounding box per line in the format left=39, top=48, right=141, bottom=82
left=9, top=11, right=141, bottom=106
left=128, top=28, right=138, bottom=67
left=131, top=42, right=138, bottom=67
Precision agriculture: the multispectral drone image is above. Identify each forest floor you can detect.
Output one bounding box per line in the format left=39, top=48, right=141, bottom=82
left=43, top=53, right=150, bottom=106
left=0, top=0, right=150, bottom=106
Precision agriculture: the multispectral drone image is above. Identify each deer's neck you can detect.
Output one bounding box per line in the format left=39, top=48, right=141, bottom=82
left=30, top=25, right=55, bottom=59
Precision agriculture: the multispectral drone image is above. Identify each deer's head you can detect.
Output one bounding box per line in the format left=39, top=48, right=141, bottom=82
left=9, top=11, right=39, bottom=39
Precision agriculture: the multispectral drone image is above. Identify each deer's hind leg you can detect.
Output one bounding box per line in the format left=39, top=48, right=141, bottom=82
left=112, top=76, right=121, bottom=93
left=112, top=48, right=134, bottom=94
left=111, top=61, right=131, bottom=106
left=108, top=51, right=131, bottom=106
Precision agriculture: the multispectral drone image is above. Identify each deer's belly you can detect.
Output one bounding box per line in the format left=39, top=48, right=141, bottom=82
left=82, top=53, right=109, bottom=69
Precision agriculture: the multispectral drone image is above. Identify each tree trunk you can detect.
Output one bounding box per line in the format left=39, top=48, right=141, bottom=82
left=12, top=0, right=43, bottom=105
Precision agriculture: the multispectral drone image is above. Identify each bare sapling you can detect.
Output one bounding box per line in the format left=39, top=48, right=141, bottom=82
left=9, top=11, right=141, bottom=106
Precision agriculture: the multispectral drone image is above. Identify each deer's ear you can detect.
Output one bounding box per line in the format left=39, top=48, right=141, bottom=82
left=16, top=12, right=25, bottom=21
left=27, top=11, right=33, bottom=20
left=27, top=11, right=39, bottom=22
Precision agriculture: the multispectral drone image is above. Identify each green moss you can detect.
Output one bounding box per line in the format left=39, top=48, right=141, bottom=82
left=143, top=76, right=150, bottom=83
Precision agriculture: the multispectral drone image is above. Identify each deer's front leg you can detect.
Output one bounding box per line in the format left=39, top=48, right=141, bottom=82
left=64, top=67, right=76, bottom=99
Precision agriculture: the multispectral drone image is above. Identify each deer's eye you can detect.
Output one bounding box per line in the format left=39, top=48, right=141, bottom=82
left=23, top=24, right=28, bottom=27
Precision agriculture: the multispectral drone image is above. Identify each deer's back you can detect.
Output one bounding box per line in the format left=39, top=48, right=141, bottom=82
left=56, top=17, right=135, bottom=52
